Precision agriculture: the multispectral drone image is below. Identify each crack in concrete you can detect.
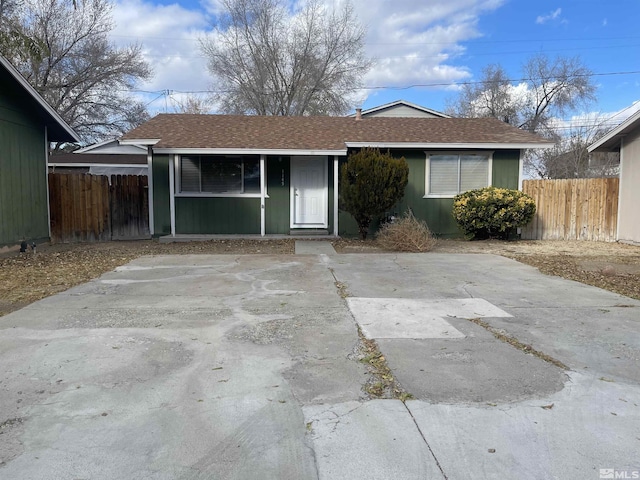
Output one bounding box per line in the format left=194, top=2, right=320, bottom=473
left=402, top=402, right=448, bottom=480
left=467, top=317, right=570, bottom=370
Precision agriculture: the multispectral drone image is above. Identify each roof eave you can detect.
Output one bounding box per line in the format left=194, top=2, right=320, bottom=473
left=120, top=138, right=160, bottom=146
left=350, top=100, right=451, bottom=118
left=75, top=138, right=147, bottom=153
left=344, top=142, right=555, bottom=150
left=0, top=55, right=80, bottom=143
left=152, top=147, right=348, bottom=156
left=588, top=109, right=640, bottom=153
left=49, top=162, right=147, bottom=168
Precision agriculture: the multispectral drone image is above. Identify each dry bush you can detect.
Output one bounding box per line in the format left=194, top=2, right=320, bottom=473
left=376, top=211, right=437, bottom=252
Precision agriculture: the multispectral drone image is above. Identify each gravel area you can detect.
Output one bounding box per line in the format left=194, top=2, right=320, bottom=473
left=1, top=237, right=638, bottom=317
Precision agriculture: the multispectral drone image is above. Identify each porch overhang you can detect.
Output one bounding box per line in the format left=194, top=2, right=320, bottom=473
left=152, top=148, right=347, bottom=156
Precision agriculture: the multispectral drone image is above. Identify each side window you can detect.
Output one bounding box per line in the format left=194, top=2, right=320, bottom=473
left=426, top=153, right=491, bottom=197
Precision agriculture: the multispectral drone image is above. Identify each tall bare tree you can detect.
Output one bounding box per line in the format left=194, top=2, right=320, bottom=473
left=448, top=64, right=523, bottom=125
left=1, top=0, right=152, bottom=145
left=519, top=54, right=597, bottom=137
left=169, top=93, right=213, bottom=114
left=200, top=0, right=371, bottom=116
left=448, top=54, right=596, bottom=137
left=447, top=54, right=597, bottom=178
left=531, top=116, right=619, bottom=179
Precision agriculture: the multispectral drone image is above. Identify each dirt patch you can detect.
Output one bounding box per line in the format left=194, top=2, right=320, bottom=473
left=0, top=239, right=293, bottom=317
left=1, top=237, right=639, bottom=317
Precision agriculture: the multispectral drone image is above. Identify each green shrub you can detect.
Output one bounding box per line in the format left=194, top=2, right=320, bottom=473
left=376, top=210, right=437, bottom=252
left=340, top=148, right=409, bottom=239
left=452, top=187, right=536, bottom=240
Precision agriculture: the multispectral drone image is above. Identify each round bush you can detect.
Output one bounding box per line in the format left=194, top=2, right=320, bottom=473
left=452, top=187, right=536, bottom=240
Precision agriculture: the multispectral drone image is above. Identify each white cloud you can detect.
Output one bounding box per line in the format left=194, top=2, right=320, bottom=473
left=535, top=7, right=562, bottom=25
left=109, top=0, right=507, bottom=113
left=353, top=0, right=505, bottom=90
left=111, top=0, right=211, bottom=112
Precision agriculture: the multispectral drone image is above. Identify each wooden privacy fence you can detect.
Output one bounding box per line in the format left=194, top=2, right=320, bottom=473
left=49, top=173, right=149, bottom=243
left=520, top=177, right=619, bottom=242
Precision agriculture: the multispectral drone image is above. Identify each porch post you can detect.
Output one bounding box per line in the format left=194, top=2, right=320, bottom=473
left=147, top=146, right=154, bottom=235
left=333, top=155, right=339, bottom=236
left=260, top=154, right=266, bottom=237
left=169, top=154, right=176, bottom=236
left=518, top=152, right=524, bottom=191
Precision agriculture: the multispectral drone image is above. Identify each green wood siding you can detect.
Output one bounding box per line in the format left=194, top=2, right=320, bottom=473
left=339, top=149, right=521, bottom=237
left=152, top=155, right=171, bottom=235
left=151, top=149, right=520, bottom=237
left=265, top=156, right=290, bottom=234
left=0, top=89, right=49, bottom=246
left=176, top=197, right=260, bottom=234
left=491, top=150, right=520, bottom=189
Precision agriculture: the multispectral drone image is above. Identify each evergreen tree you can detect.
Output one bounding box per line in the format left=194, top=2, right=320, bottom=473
left=340, top=148, right=409, bottom=239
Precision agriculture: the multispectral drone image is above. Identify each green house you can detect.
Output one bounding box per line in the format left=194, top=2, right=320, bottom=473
left=120, top=113, right=552, bottom=238
left=0, top=55, right=79, bottom=247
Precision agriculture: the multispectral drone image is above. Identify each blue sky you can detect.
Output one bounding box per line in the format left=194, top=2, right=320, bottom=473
left=110, top=0, right=640, bottom=125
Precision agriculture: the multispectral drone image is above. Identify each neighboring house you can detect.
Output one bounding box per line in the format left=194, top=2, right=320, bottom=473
left=588, top=109, right=640, bottom=245
left=0, top=55, right=79, bottom=248
left=120, top=114, right=552, bottom=238
left=49, top=138, right=148, bottom=176
left=350, top=100, right=450, bottom=119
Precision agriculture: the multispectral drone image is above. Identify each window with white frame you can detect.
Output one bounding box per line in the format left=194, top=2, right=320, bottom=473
left=425, top=152, right=491, bottom=196
left=179, top=155, right=260, bottom=194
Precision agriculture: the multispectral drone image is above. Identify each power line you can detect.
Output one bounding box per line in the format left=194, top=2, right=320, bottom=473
left=124, top=69, right=640, bottom=96
left=110, top=33, right=640, bottom=46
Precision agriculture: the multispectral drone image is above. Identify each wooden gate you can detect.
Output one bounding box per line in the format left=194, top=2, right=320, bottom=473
left=48, top=173, right=149, bottom=243
left=520, top=178, right=619, bottom=242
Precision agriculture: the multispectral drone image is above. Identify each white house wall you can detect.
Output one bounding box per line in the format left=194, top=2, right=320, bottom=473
left=619, top=128, right=640, bottom=244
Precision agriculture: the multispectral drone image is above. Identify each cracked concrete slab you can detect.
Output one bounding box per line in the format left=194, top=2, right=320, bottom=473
left=347, top=297, right=511, bottom=339
left=295, top=241, right=337, bottom=255
left=1, top=251, right=639, bottom=479
left=407, top=371, right=640, bottom=480
left=303, top=400, right=444, bottom=480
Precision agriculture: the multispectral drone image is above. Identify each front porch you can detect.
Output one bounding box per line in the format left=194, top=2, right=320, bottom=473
left=157, top=233, right=338, bottom=243
left=153, top=154, right=343, bottom=238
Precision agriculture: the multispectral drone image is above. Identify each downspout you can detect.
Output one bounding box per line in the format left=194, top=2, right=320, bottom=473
left=333, top=155, right=339, bottom=236
left=147, top=146, right=154, bottom=236
left=169, top=154, right=176, bottom=237
left=260, top=154, right=266, bottom=236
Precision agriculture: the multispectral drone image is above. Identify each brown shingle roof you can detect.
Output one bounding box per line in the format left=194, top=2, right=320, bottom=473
left=49, top=153, right=146, bottom=165
left=121, top=114, right=552, bottom=150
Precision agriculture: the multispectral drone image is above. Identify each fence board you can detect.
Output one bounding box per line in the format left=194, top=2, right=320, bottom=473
left=48, top=173, right=149, bottom=243
left=521, top=178, right=619, bottom=242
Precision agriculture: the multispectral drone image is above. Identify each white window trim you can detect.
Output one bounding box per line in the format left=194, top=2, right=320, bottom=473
left=423, top=151, right=493, bottom=198
left=176, top=154, right=267, bottom=197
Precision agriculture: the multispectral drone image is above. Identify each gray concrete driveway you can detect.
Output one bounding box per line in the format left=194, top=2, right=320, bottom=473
left=1, top=250, right=639, bottom=479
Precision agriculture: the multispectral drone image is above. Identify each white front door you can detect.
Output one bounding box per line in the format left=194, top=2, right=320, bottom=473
left=291, top=156, right=328, bottom=228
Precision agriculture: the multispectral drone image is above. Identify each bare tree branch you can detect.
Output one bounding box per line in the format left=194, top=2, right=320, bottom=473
left=447, top=54, right=598, bottom=178
left=200, top=0, right=371, bottom=116
left=1, top=0, right=152, bottom=144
